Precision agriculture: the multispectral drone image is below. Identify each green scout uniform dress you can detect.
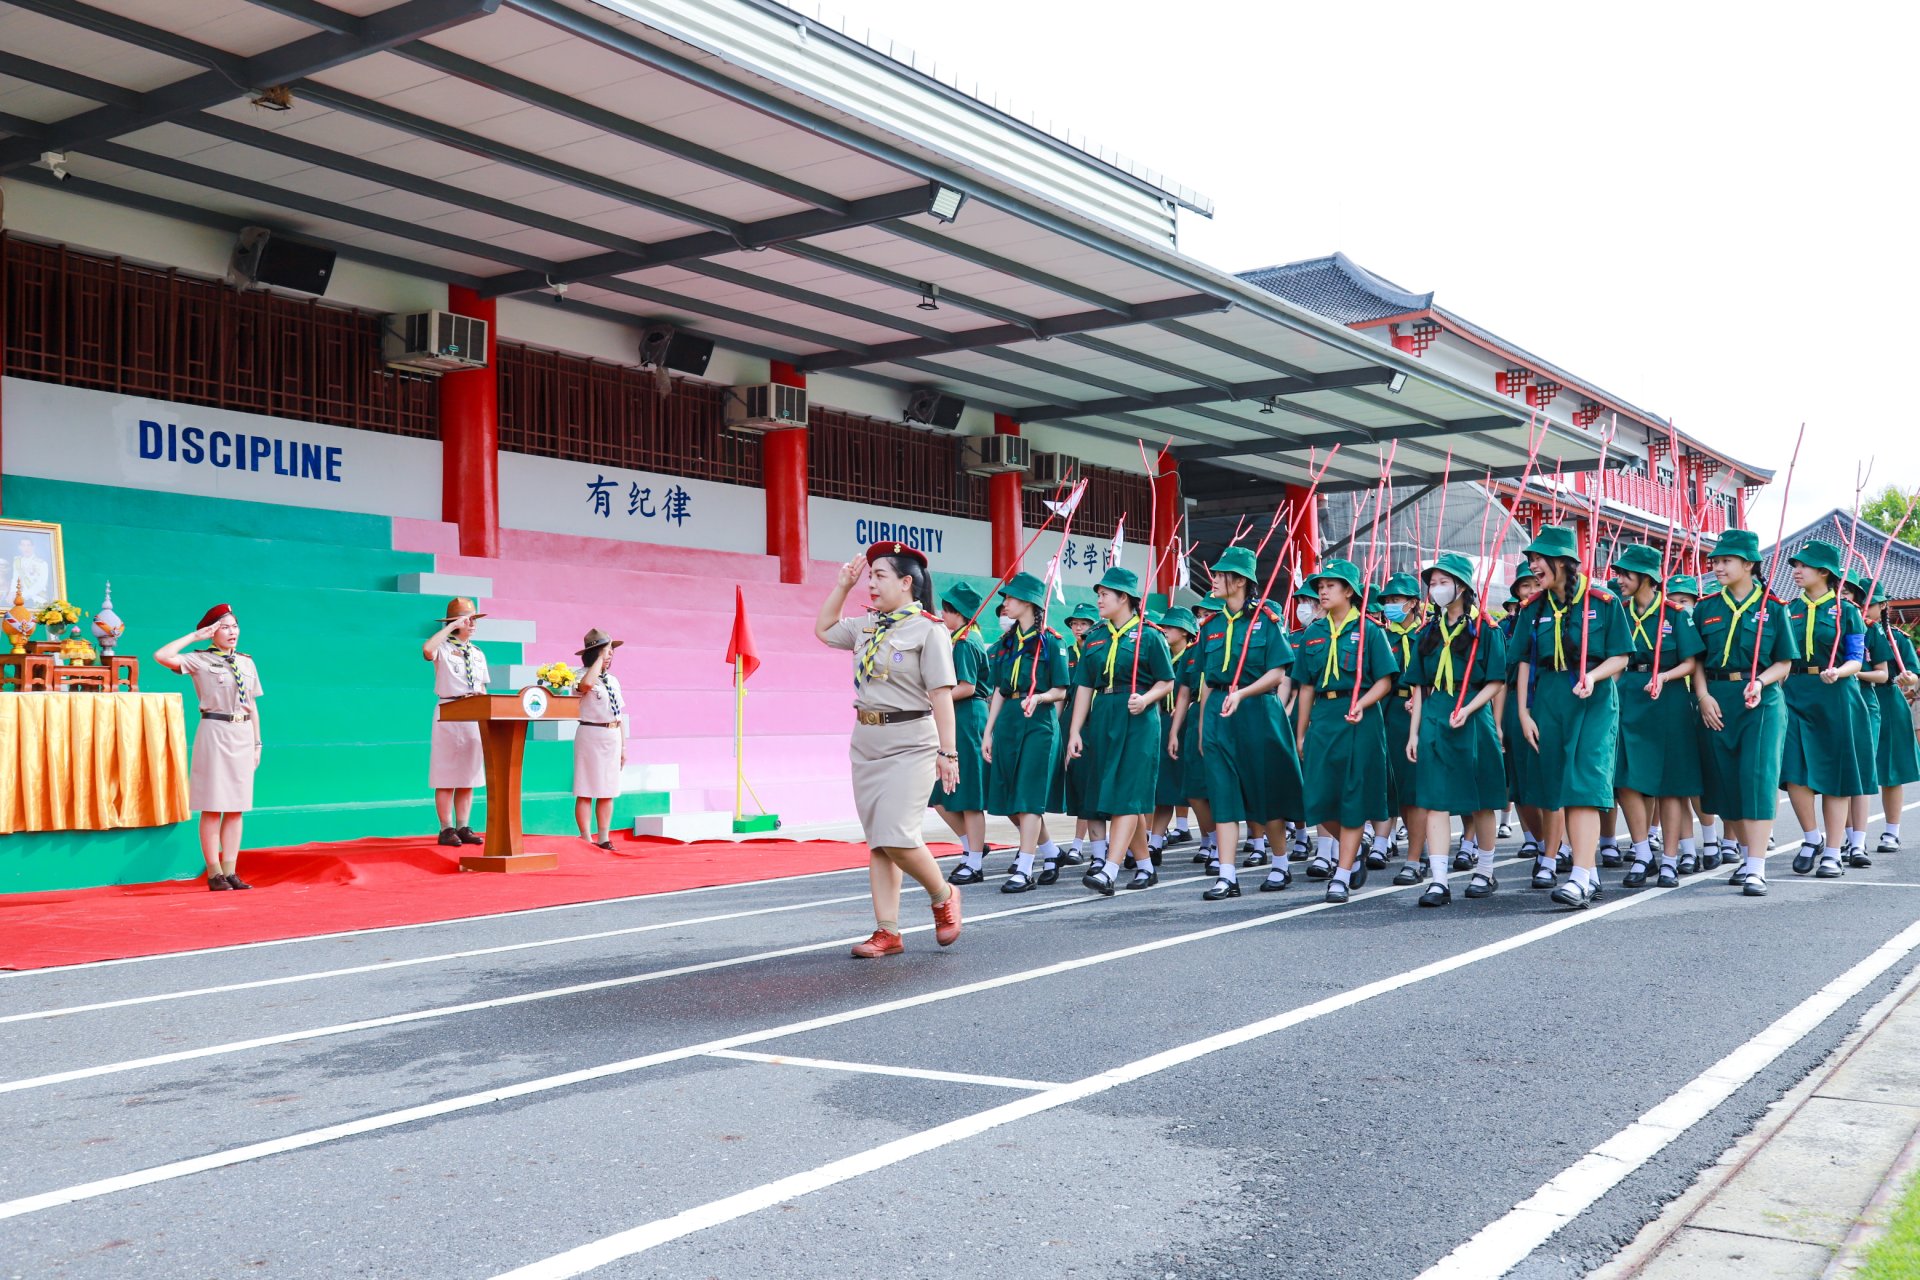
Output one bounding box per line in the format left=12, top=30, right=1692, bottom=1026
left=1196, top=591, right=1303, bottom=824
left=1876, top=623, right=1920, bottom=788
left=1512, top=531, right=1631, bottom=811
left=986, top=624, right=1068, bottom=817
left=931, top=621, right=991, bottom=813
left=1860, top=616, right=1890, bottom=791
left=1780, top=563, right=1876, bottom=797
left=1172, top=640, right=1208, bottom=805
left=1153, top=609, right=1200, bottom=808
left=1690, top=541, right=1797, bottom=820
left=1402, top=606, right=1508, bottom=815
left=1615, top=584, right=1707, bottom=800
left=1382, top=617, right=1421, bottom=810
left=1290, top=561, right=1400, bottom=828
left=1055, top=608, right=1098, bottom=815
left=1076, top=605, right=1176, bottom=818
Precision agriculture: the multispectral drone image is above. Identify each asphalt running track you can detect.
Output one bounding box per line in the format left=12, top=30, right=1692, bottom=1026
left=4, top=800, right=1919, bottom=1280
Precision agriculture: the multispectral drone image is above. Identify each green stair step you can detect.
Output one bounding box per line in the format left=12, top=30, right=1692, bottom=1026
left=2, top=476, right=403, bottom=551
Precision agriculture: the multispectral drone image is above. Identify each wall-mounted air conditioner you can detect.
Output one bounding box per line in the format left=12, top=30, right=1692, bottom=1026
left=724, top=383, right=809, bottom=435
left=381, top=311, right=489, bottom=373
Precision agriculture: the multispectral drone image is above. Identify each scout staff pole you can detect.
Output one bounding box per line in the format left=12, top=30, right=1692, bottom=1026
left=1350, top=440, right=1400, bottom=715
left=1750, top=423, right=1807, bottom=685
left=1828, top=461, right=1875, bottom=667
left=1458, top=416, right=1550, bottom=713
left=1647, top=418, right=1688, bottom=683
left=1024, top=486, right=1089, bottom=703
left=959, top=479, right=1085, bottom=634
left=1131, top=441, right=1169, bottom=691
left=1576, top=420, right=1617, bottom=681
left=1231, top=445, right=1342, bottom=689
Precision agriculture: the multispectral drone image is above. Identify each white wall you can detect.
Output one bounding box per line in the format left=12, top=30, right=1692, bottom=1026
left=498, top=450, right=767, bottom=555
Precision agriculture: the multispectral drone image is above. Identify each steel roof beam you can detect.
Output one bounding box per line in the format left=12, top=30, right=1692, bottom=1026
left=1317, top=456, right=1604, bottom=495
left=1018, top=367, right=1398, bottom=423
left=0, top=0, right=500, bottom=173
left=1173, top=414, right=1516, bottom=461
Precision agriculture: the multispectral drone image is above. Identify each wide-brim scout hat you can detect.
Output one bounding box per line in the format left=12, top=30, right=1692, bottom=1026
left=1211, top=546, right=1259, bottom=583
left=1095, top=566, right=1143, bottom=599
left=1665, top=574, right=1701, bottom=597
left=865, top=540, right=928, bottom=569
left=440, top=596, right=486, bottom=625
left=940, top=580, right=985, bottom=617
left=998, top=572, right=1047, bottom=608
left=1512, top=559, right=1539, bottom=585
left=1787, top=538, right=1844, bottom=579
left=1292, top=582, right=1319, bottom=602
left=1382, top=572, right=1422, bottom=600
left=1067, top=602, right=1101, bottom=623
left=1609, top=542, right=1664, bottom=580
left=575, top=627, right=624, bottom=657
left=1194, top=595, right=1226, bottom=615
left=1523, top=524, right=1581, bottom=561
left=1308, top=558, right=1364, bottom=596
left=1707, top=528, right=1763, bottom=565
left=1159, top=605, right=1200, bottom=636
left=1424, top=551, right=1478, bottom=590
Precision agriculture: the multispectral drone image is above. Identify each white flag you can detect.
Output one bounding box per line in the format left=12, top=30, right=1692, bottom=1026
left=1173, top=538, right=1191, bottom=592
left=1044, top=552, right=1068, bottom=603
left=1043, top=479, right=1089, bottom=520
left=1107, top=515, right=1126, bottom=569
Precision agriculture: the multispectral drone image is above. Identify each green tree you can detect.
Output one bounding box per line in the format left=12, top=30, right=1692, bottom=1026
left=1863, top=485, right=1920, bottom=546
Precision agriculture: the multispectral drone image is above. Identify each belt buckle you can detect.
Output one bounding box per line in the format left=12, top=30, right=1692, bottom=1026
left=857, top=709, right=882, bottom=726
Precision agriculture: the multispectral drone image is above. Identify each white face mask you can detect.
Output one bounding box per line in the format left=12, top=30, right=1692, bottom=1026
left=1295, top=602, right=1317, bottom=626
left=1429, top=580, right=1458, bottom=608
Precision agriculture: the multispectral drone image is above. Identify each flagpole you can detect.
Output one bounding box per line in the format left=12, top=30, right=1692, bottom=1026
left=733, top=655, right=744, bottom=824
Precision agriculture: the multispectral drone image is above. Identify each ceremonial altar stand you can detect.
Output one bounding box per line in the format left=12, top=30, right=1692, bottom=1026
left=437, top=688, right=580, bottom=872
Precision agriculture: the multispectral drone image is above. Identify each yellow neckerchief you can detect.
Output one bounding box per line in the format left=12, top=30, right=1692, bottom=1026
left=1433, top=606, right=1474, bottom=695
left=1717, top=583, right=1763, bottom=666
left=1323, top=608, right=1357, bottom=685
left=1800, top=590, right=1835, bottom=658
left=1388, top=617, right=1418, bottom=668
left=1101, top=614, right=1140, bottom=690
left=1009, top=625, right=1037, bottom=691
left=448, top=638, right=478, bottom=691
left=1216, top=597, right=1249, bottom=674
left=1628, top=591, right=1664, bottom=649
left=857, top=603, right=920, bottom=686
left=1543, top=574, right=1589, bottom=670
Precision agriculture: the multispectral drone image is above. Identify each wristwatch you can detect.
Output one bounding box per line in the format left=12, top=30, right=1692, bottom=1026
left=936, top=750, right=958, bottom=760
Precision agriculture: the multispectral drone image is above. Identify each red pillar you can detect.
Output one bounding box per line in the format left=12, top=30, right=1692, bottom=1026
left=1283, top=483, right=1319, bottom=580
left=989, top=413, right=1022, bottom=578
left=765, top=360, right=809, bottom=585
left=440, top=286, right=499, bottom=558
left=1151, top=447, right=1179, bottom=598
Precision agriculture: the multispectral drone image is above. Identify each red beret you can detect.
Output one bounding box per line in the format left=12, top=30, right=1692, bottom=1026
left=864, top=541, right=928, bottom=569
left=198, top=603, right=235, bottom=630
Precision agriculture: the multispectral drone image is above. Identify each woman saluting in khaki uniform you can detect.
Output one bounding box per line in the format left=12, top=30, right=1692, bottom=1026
left=816, top=542, right=965, bottom=958
left=156, top=604, right=264, bottom=891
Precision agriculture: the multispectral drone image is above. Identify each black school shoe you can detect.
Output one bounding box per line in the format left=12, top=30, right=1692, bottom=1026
left=1550, top=879, right=1595, bottom=909
left=1816, top=856, right=1845, bottom=879
left=948, top=863, right=987, bottom=885
left=1288, top=839, right=1312, bottom=862
left=1058, top=847, right=1087, bottom=866
left=1530, top=863, right=1557, bottom=890
left=1202, top=878, right=1241, bottom=901
left=1392, top=861, right=1428, bottom=886
left=1656, top=865, right=1680, bottom=888
left=1259, top=868, right=1292, bottom=892
left=1324, top=880, right=1350, bottom=904
left=1792, top=841, right=1820, bottom=875
left=1877, top=832, right=1902, bottom=853
left=437, top=827, right=462, bottom=847
left=1464, top=872, right=1499, bottom=898
left=1417, top=883, right=1451, bottom=908
left=1083, top=869, right=1117, bottom=897
left=1166, top=828, right=1193, bottom=846
left=455, top=826, right=484, bottom=846
left=1848, top=847, right=1874, bottom=869
left=1622, top=861, right=1650, bottom=888
left=1036, top=859, right=1062, bottom=886
left=1124, top=869, right=1158, bottom=890
left=1600, top=845, right=1623, bottom=868
left=1350, top=859, right=1370, bottom=891
left=1743, top=873, right=1769, bottom=897
left=1365, top=846, right=1389, bottom=871
left=1555, top=851, right=1573, bottom=875
left=1450, top=848, right=1475, bottom=872
left=1305, top=856, right=1334, bottom=880
left=1676, top=850, right=1699, bottom=875
left=1000, top=871, right=1037, bottom=894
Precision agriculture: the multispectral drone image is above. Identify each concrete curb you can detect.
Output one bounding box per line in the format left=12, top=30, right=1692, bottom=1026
left=1822, top=1117, right=1920, bottom=1278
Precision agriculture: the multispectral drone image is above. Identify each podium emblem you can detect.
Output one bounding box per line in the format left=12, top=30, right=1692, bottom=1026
left=519, top=685, right=550, bottom=719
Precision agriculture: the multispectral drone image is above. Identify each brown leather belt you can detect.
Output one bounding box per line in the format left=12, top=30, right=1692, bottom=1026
left=855, top=707, right=930, bottom=726
left=578, top=720, right=615, bottom=728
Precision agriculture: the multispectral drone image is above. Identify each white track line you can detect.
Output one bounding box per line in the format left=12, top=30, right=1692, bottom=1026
left=488, top=874, right=1697, bottom=1278
left=1417, top=914, right=1920, bottom=1280
left=704, top=1050, right=1061, bottom=1091
left=0, top=892, right=873, bottom=1024
left=0, top=861, right=1516, bottom=1220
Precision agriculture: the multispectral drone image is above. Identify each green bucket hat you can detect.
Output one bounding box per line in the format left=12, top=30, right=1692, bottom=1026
left=1292, top=581, right=1319, bottom=601
left=1665, top=574, right=1701, bottom=598
left=999, top=571, right=1048, bottom=607
left=1707, top=528, right=1763, bottom=564
left=1609, top=542, right=1664, bottom=580
left=1067, top=602, right=1100, bottom=623
left=1211, top=546, right=1259, bottom=583
left=1158, top=605, right=1199, bottom=636
left=939, top=579, right=984, bottom=618
left=1382, top=573, right=1422, bottom=600
left=1424, top=551, right=1478, bottom=589
left=1523, top=524, right=1581, bottom=561
left=1307, top=557, right=1363, bottom=597
left=1512, top=558, right=1539, bottom=585
left=1095, top=565, right=1143, bottom=599
left=1787, top=538, right=1844, bottom=579
left=1194, top=595, right=1226, bottom=615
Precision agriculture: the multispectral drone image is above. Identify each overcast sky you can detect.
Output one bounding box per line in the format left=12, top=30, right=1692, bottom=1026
left=798, top=0, right=1916, bottom=540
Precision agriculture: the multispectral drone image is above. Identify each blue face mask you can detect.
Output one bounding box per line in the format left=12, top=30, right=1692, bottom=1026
left=1383, top=603, right=1408, bottom=623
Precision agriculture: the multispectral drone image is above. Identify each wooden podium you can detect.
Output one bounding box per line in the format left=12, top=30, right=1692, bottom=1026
left=437, top=687, right=580, bottom=872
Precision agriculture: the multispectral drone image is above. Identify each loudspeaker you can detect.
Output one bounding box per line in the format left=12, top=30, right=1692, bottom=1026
left=230, top=227, right=335, bottom=295
left=904, top=388, right=965, bottom=430
left=639, top=324, right=714, bottom=376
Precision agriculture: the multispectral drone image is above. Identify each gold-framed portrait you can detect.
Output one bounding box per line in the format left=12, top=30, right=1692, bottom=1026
left=0, top=518, right=65, bottom=612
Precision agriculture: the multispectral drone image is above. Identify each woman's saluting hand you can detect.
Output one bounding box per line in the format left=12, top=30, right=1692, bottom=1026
left=836, top=557, right=866, bottom=590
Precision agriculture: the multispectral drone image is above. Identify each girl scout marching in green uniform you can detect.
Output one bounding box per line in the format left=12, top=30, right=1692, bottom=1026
left=1610, top=543, right=1707, bottom=888
left=1192, top=547, right=1303, bottom=900
left=1843, top=569, right=1888, bottom=865
left=1864, top=587, right=1920, bottom=853
left=1067, top=567, right=1176, bottom=895
left=1513, top=524, right=1633, bottom=909
left=1398, top=552, right=1507, bottom=906
left=1666, top=574, right=1734, bottom=871
left=1780, top=539, right=1873, bottom=880
left=1057, top=601, right=1101, bottom=863
left=931, top=580, right=992, bottom=883
left=1150, top=607, right=1200, bottom=862
left=981, top=572, right=1070, bottom=891
left=1377, top=574, right=1424, bottom=869
left=1692, top=529, right=1797, bottom=895
left=1171, top=598, right=1221, bottom=866
left=1499, top=561, right=1545, bottom=851
left=1290, top=558, right=1401, bottom=904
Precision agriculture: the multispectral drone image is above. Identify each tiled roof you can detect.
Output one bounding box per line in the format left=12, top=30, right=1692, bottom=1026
left=1763, top=509, right=1920, bottom=603
left=1236, top=253, right=1432, bottom=325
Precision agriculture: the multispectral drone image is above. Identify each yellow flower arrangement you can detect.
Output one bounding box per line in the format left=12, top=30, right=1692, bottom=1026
left=36, top=599, right=84, bottom=627
left=535, top=660, right=577, bottom=692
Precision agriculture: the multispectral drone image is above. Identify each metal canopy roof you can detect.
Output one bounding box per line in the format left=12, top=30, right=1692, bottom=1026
left=0, top=0, right=1608, bottom=494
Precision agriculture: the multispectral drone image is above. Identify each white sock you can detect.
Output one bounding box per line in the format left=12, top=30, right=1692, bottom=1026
left=1218, top=861, right=1238, bottom=884
left=1318, top=835, right=1337, bottom=861
left=1560, top=841, right=1573, bottom=857
left=1148, top=834, right=1166, bottom=852
left=1523, top=828, right=1540, bottom=845
left=1660, top=854, right=1678, bottom=873
left=1461, top=836, right=1479, bottom=857
left=1679, top=837, right=1697, bottom=860
left=1823, top=845, right=1841, bottom=863
left=1704, top=820, right=1722, bottom=843
left=1744, top=853, right=1766, bottom=878
left=962, top=846, right=984, bottom=872
left=1171, top=818, right=1189, bottom=836
left=1068, top=838, right=1083, bottom=856
left=1536, top=852, right=1556, bottom=871
left=1038, top=840, right=1060, bottom=861
left=1430, top=853, right=1450, bottom=888
left=1630, top=840, right=1652, bottom=866
left=1845, top=826, right=1862, bottom=849
left=1251, top=835, right=1269, bottom=853
left=1599, top=835, right=1618, bottom=852
left=1803, top=831, right=1823, bottom=849
left=1092, top=839, right=1109, bottom=861
left=1477, top=845, right=1497, bottom=874
left=1200, top=833, right=1217, bottom=851
left=1372, top=834, right=1391, bottom=855
left=1101, top=857, right=1123, bottom=878
left=1887, top=818, right=1902, bottom=837
left=1573, top=865, right=1598, bottom=890
left=1649, top=825, right=1663, bottom=842
left=1333, top=865, right=1353, bottom=887
left=1013, top=851, right=1034, bottom=876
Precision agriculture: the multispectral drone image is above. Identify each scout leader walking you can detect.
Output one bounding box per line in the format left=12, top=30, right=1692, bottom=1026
left=1692, top=529, right=1796, bottom=896
left=1609, top=544, right=1706, bottom=888
left=814, top=542, right=964, bottom=958
left=423, top=596, right=488, bottom=848
left=981, top=572, right=1069, bottom=891
left=930, top=579, right=991, bottom=884
left=1189, top=546, right=1303, bottom=901
left=155, top=604, right=264, bottom=891
left=1780, top=538, right=1874, bottom=880
left=1068, top=566, right=1176, bottom=895
left=1291, top=558, right=1401, bottom=905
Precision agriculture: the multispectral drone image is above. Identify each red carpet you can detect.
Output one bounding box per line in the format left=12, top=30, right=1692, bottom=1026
left=0, top=834, right=956, bottom=970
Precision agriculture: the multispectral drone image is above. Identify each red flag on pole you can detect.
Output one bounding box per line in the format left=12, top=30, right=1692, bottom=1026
left=725, top=586, right=761, bottom=682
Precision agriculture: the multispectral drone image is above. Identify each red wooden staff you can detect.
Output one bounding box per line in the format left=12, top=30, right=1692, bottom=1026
left=1228, top=445, right=1343, bottom=689
left=1845, top=488, right=1919, bottom=653
left=1749, top=423, right=1807, bottom=685
left=1022, top=480, right=1091, bottom=703
left=960, top=478, right=1085, bottom=633
left=1576, top=420, right=1618, bottom=682
left=1429, top=445, right=1454, bottom=565
left=1646, top=417, right=1688, bottom=687
left=1349, top=440, right=1400, bottom=715
left=1454, top=415, right=1551, bottom=715
left=1827, top=461, right=1874, bottom=667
